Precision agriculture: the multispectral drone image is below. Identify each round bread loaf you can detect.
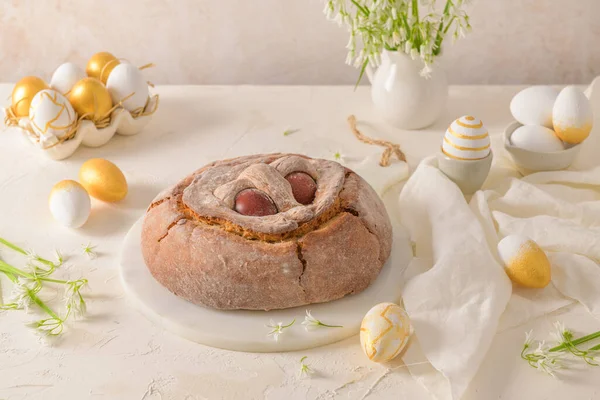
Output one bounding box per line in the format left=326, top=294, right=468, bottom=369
left=141, top=153, right=392, bottom=311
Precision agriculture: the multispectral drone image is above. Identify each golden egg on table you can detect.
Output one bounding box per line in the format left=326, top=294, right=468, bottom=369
left=497, top=235, right=551, bottom=288
left=49, top=180, right=91, bottom=228
left=79, top=158, right=128, bottom=202
left=68, top=77, right=113, bottom=122
left=86, top=52, right=120, bottom=84
left=11, top=76, right=49, bottom=117
left=360, top=302, right=412, bottom=363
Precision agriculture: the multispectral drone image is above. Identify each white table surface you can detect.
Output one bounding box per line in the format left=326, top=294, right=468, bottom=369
left=1, top=84, right=599, bottom=400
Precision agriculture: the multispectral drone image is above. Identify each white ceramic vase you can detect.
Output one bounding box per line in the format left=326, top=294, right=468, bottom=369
left=367, top=50, right=448, bottom=130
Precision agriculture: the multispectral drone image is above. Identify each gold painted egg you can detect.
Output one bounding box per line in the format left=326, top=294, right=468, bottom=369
left=497, top=235, right=551, bottom=288
left=552, top=86, right=593, bottom=144
left=11, top=76, right=49, bottom=117
left=68, top=77, right=113, bottom=123
left=360, top=302, right=412, bottom=363
left=79, top=158, right=128, bottom=202
left=86, top=51, right=120, bottom=84
left=49, top=180, right=91, bottom=228
left=442, top=115, right=491, bottom=160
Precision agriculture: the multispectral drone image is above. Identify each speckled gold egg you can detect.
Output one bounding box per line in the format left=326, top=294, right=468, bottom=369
left=360, top=303, right=412, bottom=363
left=497, top=235, right=551, bottom=288
left=79, top=158, right=127, bottom=202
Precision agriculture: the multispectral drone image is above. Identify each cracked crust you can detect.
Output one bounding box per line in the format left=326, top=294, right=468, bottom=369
left=141, top=153, right=392, bottom=310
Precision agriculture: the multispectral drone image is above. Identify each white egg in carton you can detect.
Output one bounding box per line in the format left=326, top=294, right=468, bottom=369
left=2, top=94, right=158, bottom=161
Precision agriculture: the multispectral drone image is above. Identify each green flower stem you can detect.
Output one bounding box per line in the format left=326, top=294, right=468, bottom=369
left=38, top=277, right=69, bottom=285
left=351, top=0, right=369, bottom=16
left=0, top=260, right=34, bottom=279
left=433, top=0, right=453, bottom=55
left=550, top=331, right=600, bottom=352
left=589, top=344, right=600, bottom=351
left=316, top=322, right=343, bottom=328
left=0, top=237, right=56, bottom=267
left=28, top=289, right=61, bottom=321
left=411, top=0, right=419, bottom=24
left=0, top=237, right=28, bottom=255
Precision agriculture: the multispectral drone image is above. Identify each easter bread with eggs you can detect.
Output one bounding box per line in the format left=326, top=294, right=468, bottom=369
left=141, top=153, right=392, bottom=311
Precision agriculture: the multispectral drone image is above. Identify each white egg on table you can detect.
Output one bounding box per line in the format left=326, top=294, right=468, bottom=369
left=497, top=235, right=551, bottom=288
left=553, top=85, right=594, bottom=144
left=29, top=89, right=77, bottom=140
left=360, top=302, right=412, bottom=363
left=510, top=86, right=558, bottom=128
left=106, top=63, right=149, bottom=112
left=510, top=125, right=565, bottom=152
left=442, top=115, right=491, bottom=160
left=50, top=62, right=86, bottom=95
left=49, top=180, right=91, bottom=228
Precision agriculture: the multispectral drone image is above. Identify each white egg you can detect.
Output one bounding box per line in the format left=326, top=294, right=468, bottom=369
left=106, top=63, right=149, bottom=112
left=442, top=115, right=491, bottom=160
left=497, top=235, right=551, bottom=288
left=552, top=86, right=594, bottom=144
left=510, top=125, right=564, bottom=152
left=49, top=180, right=91, bottom=228
left=50, top=62, right=86, bottom=95
left=29, top=89, right=77, bottom=140
left=510, top=86, right=558, bottom=128
left=360, top=302, right=412, bottom=363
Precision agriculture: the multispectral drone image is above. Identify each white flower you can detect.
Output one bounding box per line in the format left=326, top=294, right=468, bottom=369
left=333, top=151, right=346, bottom=163
left=420, top=63, right=433, bottom=78
left=64, top=280, right=88, bottom=319
left=410, top=48, right=419, bottom=60
left=54, top=249, right=64, bottom=266
left=298, top=356, right=313, bottom=378
left=302, top=310, right=321, bottom=331
left=302, top=310, right=343, bottom=331
left=82, top=243, right=97, bottom=259
left=27, top=317, right=65, bottom=337
left=266, top=319, right=295, bottom=342
left=524, top=330, right=534, bottom=348
left=7, top=277, right=36, bottom=312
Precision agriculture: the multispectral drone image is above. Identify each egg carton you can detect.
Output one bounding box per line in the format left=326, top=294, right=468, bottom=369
left=2, top=94, right=158, bottom=161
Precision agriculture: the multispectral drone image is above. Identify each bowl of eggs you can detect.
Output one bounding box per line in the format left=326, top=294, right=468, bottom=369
left=505, top=85, right=593, bottom=172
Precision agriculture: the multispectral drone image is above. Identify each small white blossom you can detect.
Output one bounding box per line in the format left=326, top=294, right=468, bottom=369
left=524, top=330, right=534, bottom=348
left=7, top=277, right=36, bottom=312
left=64, top=279, right=89, bottom=319
left=298, top=356, right=313, bottom=378
left=266, top=319, right=295, bottom=342
left=420, top=63, right=433, bottom=78
left=54, top=249, right=64, bottom=266
left=302, top=310, right=343, bottom=331
left=82, top=243, right=97, bottom=259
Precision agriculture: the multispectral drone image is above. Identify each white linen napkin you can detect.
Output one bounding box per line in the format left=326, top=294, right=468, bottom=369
left=398, top=155, right=600, bottom=399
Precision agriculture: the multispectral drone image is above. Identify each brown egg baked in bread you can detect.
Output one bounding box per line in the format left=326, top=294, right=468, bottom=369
left=141, top=153, right=392, bottom=311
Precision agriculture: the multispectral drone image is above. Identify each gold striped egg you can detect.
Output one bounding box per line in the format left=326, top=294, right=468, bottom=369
left=497, top=235, right=551, bottom=288
left=360, top=303, right=412, bottom=363
left=442, top=115, right=491, bottom=160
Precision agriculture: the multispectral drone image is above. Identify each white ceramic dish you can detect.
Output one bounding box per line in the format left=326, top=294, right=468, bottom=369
left=504, top=121, right=582, bottom=172
left=120, top=217, right=412, bottom=352
left=2, top=95, right=158, bottom=160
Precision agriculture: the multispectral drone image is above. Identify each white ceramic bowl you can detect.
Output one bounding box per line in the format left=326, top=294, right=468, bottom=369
left=504, top=121, right=582, bottom=172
